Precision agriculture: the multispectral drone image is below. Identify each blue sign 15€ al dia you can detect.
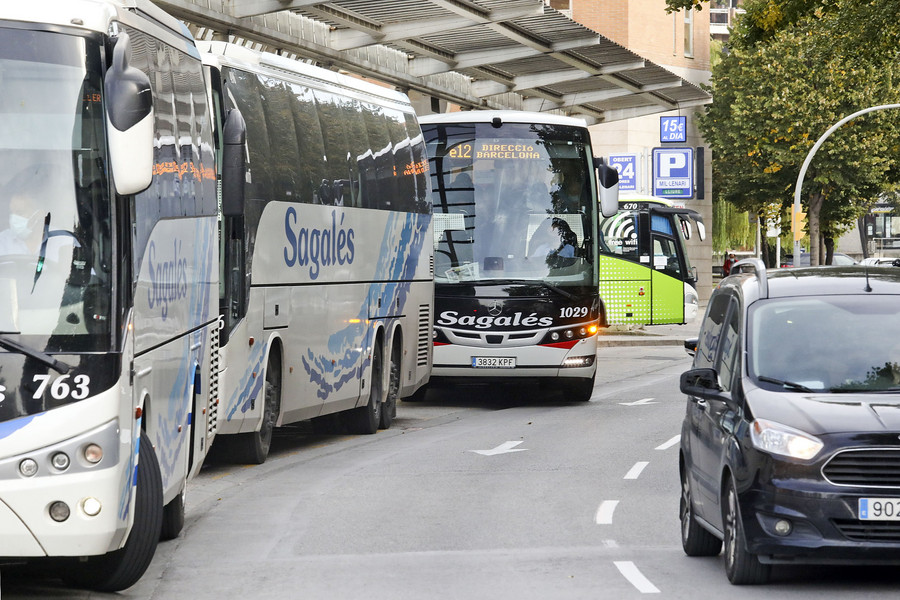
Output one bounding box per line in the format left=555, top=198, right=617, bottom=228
left=660, top=116, right=686, bottom=143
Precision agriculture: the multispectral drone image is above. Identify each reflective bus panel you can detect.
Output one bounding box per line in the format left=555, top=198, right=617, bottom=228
left=0, top=1, right=218, bottom=591
left=420, top=111, right=616, bottom=402
left=201, top=42, right=433, bottom=464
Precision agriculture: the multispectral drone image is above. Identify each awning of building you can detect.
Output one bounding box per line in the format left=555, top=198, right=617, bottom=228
left=155, top=0, right=711, bottom=123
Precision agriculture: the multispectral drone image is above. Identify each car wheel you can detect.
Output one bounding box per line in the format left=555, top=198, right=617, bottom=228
left=723, top=480, right=770, bottom=585
left=680, top=466, right=722, bottom=556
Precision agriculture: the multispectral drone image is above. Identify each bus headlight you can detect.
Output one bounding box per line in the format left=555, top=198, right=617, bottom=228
left=19, top=458, right=38, bottom=477
left=51, top=452, right=71, bottom=471
left=82, top=497, right=102, bottom=517
left=49, top=501, right=70, bottom=522
left=83, top=444, right=103, bottom=464
left=551, top=332, right=560, bottom=341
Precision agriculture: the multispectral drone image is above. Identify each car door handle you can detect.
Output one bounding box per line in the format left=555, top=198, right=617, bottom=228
left=693, top=398, right=708, bottom=410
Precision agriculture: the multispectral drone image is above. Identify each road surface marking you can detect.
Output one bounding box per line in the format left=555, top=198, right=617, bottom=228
left=470, top=440, right=527, bottom=456
left=595, top=500, right=619, bottom=524
left=619, top=397, right=657, bottom=406
left=655, top=435, right=680, bottom=450
left=624, top=461, right=649, bottom=480
left=614, top=561, right=660, bottom=594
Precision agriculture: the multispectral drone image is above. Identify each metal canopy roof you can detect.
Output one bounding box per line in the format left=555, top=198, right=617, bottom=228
left=155, top=0, right=711, bottom=123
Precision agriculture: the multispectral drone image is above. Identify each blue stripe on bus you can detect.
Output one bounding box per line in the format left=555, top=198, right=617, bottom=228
left=0, top=415, right=37, bottom=440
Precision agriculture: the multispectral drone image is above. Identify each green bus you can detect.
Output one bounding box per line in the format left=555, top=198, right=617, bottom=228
left=598, top=195, right=705, bottom=325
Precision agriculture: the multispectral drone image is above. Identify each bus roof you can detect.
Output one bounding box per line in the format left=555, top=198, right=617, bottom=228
left=199, top=41, right=414, bottom=109
left=1, top=0, right=194, bottom=46
left=418, top=110, right=588, bottom=129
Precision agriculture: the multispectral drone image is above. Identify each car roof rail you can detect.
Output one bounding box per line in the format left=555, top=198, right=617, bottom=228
left=730, top=257, right=768, bottom=298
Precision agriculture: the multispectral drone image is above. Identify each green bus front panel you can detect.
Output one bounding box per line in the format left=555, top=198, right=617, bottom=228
left=598, top=256, right=651, bottom=325
left=598, top=256, right=685, bottom=325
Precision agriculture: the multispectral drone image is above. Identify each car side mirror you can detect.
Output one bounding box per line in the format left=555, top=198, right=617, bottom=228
left=680, top=367, right=722, bottom=396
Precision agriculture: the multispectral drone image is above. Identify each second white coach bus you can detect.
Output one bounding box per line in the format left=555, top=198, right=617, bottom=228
left=201, top=42, right=433, bottom=463
left=0, top=0, right=218, bottom=591
left=418, top=111, right=618, bottom=401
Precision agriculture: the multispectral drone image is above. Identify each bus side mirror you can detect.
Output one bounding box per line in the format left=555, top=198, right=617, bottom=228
left=593, top=157, right=619, bottom=218
left=105, top=33, right=154, bottom=196
left=222, top=108, right=247, bottom=217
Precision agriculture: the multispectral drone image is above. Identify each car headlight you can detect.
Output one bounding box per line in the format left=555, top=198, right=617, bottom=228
left=750, top=418, right=823, bottom=460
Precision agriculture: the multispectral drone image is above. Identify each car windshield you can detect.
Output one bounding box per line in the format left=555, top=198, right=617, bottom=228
left=0, top=28, right=112, bottom=352
left=749, top=295, right=900, bottom=392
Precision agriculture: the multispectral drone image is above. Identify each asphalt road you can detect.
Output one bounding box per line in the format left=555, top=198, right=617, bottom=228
left=4, top=344, right=900, bottom=599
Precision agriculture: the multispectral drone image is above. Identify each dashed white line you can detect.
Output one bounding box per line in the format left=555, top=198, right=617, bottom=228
left=614, top=561, right=661, bottom=594
left=655, top=435, right=680, bottom=450
left=623, top=461, right=649, bottom=480
left=595, top=500, right=619, bottom=525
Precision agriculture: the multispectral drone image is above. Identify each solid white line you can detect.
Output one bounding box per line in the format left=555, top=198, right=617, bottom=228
left=623, top=461, right=649, bottom=480
left=655, top=435, right=681, bottom=451
left=595, top=500, right=619, bottom=525
left=614, top=561, right=661, bottom=594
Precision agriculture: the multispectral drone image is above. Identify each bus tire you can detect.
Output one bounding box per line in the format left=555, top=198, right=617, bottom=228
left=236, top=356, right=281, bottom=464
left=160, top=486, right=185, bottom=541
left=564, top=373, right=595, bottom=402
left=346, top=342, right=383, bottom=434
left=63, top=430, right=163, bottom=592
left=379, top=339, right=401, bottom=429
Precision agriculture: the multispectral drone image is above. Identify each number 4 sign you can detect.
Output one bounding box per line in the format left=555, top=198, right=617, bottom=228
left=607, top=153, right=638, bottom=192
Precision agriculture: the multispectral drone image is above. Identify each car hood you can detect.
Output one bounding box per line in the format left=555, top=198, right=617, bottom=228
left=746, top=387, right=900, bottom=435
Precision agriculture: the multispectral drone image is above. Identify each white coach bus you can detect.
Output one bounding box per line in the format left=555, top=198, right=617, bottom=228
left=200, top=42, right=433, bottom=464
left=418, top=111, right=618, bottom=401
left=0, top=0, right=219, bottom=591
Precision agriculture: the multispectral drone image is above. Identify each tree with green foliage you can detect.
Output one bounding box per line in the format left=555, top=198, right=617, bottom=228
left=689, top=0, right=900, bottom=264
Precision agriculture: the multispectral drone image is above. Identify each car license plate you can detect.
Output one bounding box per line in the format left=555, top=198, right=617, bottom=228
left=471, top=356, right=516, bottom=368
left=859, top=498, right=900, bottom=520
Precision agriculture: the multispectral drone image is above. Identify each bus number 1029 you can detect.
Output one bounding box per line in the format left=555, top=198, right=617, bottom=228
left=560, top=306, right=589, bottom=318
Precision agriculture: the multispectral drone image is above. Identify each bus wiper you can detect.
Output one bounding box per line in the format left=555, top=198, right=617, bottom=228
left=757, top=375, right=815, bottom=393
left=0, top=334, right=70, bottom=374
left=537, top=280, right=576, bottom=300
left=32, top=212, right=51, bottom=292
left=472, top=279, right=576, bottom=299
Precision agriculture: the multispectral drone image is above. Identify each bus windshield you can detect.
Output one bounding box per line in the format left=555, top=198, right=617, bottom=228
left=0, top=29, right=112, bottom=352
left=426, top=122, right=597, bottom=287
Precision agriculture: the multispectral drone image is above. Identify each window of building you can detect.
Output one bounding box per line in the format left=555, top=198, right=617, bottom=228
left=683, top=9, right=694, bottom=58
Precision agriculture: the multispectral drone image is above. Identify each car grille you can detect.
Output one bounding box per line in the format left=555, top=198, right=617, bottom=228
left=822, top=449, right=900, bottom=487
left=833, top=519, right=900, bottom=543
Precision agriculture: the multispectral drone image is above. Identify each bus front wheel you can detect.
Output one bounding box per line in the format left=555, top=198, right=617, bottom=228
left=346, top=343, right=383, bottom=434
left=563, top=373, right=595, bottom=402
left=63, top=430, right=163, bottom=592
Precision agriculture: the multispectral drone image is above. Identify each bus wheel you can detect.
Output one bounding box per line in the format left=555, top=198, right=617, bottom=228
left=160, top=486, right=185, bottom=541
left=346, top=343, right=383, bottom=434
left=63, top=430, right=163, bottom=592
left=564, top=373, right=595, bottom=402
left=379, top=339, right=401, bottom=429
left=217, top=357, right=280, bottom=464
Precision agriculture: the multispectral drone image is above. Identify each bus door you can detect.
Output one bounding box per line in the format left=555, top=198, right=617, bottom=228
left=648, top=207, right=703, bottom=324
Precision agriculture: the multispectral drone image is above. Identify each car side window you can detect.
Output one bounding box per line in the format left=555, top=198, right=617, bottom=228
left=695, top=293, right=731, bottom=369
left=716, top=304, right=740, bottom=392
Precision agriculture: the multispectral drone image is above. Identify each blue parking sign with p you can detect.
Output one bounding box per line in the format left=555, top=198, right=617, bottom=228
left=608, top=154, right=638, bottom=192
left=652, top=147, right=693, bottom=199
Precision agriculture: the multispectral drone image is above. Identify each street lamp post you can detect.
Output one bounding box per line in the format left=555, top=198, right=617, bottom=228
left=793, top=103, right=900, bottom=263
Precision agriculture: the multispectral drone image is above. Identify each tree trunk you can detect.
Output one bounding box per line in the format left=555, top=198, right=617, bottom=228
left=824, top=237, right=835, bottom=265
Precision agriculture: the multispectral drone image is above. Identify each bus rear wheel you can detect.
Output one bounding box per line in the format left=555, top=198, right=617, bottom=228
left=379, top=339, right=401, bottom=430
left=63, top=430, right=163, bottom=592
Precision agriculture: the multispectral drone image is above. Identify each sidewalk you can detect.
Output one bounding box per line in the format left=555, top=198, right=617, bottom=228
left=597, top=319, right=702, bottom=347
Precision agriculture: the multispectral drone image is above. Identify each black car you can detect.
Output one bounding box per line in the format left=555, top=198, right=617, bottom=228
left=679, top=259, right=900, bottom=584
